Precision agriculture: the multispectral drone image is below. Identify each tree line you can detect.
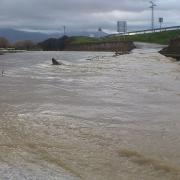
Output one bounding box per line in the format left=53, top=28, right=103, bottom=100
left=0, top=37, right=35, bottom=50
left=0, top=35, right=70, bottom=50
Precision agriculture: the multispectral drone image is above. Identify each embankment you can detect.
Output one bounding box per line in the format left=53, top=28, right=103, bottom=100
left=38, top=36, right=135, bottom=52
left=65, top=41, right=135, bottom=52
left=159, top=37, right=180, bottom=60
left=106, top=29, right=180, bottom=45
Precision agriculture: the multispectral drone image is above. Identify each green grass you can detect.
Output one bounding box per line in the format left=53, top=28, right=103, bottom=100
left=106, top=30, right=180, bottom=45
left=69, top=30, right=180, bottom=45
left=69, top=36, right=97, bottom=45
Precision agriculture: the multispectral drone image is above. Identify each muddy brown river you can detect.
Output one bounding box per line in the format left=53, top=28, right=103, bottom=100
left=0, top=45, right=180, bottom=180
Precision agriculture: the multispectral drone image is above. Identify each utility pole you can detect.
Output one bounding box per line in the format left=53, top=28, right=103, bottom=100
left=149, top=1, right=156, bottom=32
left=63, top=26, right=66, bottom=35
left=159, top=17, right=163, bottom=32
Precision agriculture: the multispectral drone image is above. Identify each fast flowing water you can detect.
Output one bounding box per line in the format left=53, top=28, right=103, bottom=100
left=0, top=45, right=180, bottom=180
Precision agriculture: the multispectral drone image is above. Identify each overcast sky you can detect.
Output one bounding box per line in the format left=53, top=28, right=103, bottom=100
left=0, top=0, right=179, bottom=33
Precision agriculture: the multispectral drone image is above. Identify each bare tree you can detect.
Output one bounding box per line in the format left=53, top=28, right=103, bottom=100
left=13, top=40, right=35, bottom=50
left=0, top=37, right=10, bottom=48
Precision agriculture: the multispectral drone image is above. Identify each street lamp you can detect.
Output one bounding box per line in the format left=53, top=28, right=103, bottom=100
left=149, top=1, right=157, bottom=32
left=159, top=17, right=163, bottom=31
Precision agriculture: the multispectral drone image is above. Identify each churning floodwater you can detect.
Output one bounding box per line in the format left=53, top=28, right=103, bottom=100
left=0, top=45, right=180, bottom=180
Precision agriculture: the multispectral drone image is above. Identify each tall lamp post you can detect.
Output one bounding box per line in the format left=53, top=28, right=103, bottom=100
left=150, top=1, right=156, bottom=32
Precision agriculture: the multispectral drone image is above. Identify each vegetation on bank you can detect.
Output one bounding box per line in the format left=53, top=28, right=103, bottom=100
left=38, top=36, right=69, bottom=51
left=105, top=30, right=180, bottom=45
left=1, top=29, right=180, bottom=51
left=69, top=36, right=97, bottom=44
left=47, top=29, right=180, bottom=46
left=0, top=37, right=37, bottom=50
left=46, top=29, right=180, bottom=47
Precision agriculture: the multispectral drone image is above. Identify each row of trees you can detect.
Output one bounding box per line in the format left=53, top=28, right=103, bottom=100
left=0, top=35, right=70, bottom=50
left=0, top=37, right=10, bottom=48
left=0, top=37, right=35, bottom=50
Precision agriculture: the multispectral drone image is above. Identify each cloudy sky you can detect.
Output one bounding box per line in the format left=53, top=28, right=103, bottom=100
left=0, top=0, right=179, bottom=33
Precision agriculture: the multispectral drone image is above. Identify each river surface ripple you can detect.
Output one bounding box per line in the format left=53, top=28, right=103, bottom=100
left=0, top=47, right=180, bottom=180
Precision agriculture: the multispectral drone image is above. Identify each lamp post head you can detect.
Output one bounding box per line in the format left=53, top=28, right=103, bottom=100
left=149, top=1, right=156, bottom=6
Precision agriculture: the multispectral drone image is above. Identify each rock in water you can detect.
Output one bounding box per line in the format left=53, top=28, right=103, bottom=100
left=52, top=58, right=63, bottom=65
left=159, top=37, right=180, bottom=60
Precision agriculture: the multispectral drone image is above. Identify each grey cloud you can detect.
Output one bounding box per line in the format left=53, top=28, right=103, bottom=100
left=0, top=0, right=179, bottom=32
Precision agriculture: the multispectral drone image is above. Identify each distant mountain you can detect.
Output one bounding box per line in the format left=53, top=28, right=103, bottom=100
left=0, top=28, right=108, bottom=43
left=0, top=28, right=59, bottom=43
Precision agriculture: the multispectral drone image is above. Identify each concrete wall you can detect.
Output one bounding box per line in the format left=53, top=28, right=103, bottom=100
left=65, top=41, right=135, bottom=52
left=159, top=37, right=180, bottom=60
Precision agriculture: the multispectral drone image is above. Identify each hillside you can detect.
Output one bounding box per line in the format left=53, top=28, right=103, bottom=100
left=0, top=28, right=58, bottom=43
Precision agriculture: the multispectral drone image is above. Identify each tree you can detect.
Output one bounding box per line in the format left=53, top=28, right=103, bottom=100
left=13, top=40, right=35, bottom=50
left=0, top=37, right=10, bottom=48
left=38, top=36, right=69, bottom=51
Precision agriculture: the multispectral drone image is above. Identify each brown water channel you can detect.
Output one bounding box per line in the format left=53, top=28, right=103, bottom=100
left=0, top=48, right=180, bottom=180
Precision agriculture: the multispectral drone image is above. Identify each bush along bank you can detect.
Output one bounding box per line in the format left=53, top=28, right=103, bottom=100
left=38, top=36, right=135, bottom=54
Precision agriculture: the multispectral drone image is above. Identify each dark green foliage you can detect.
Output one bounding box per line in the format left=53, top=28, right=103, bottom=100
left=38, top=36, right=69, bottom=51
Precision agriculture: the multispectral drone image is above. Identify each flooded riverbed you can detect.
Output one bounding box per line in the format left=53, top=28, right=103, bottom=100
left=0, top=47, right=180, bottom=180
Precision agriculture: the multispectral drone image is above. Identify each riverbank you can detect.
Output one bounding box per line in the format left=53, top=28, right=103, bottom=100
left=37, top=29, right=180, bottom=53
left=159, top=37, right=180, bottom=60
left=106, top=29, right=180, bottom=45
left=65, top=40, right=135, bottom=52
left=0, top=48, right=26, bottom=55
left=63, top=29, right=180, bottom=46
left=38, top=36, right=135, bottom=53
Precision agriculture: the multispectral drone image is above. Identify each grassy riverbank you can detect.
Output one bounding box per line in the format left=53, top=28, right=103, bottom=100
left=70, top=29, right=180, bottom=45
left=107, top=30, right=180, bottom=45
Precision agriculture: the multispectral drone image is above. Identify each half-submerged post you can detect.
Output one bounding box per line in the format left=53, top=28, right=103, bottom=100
left=52, top=58, right=63, bottom=65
